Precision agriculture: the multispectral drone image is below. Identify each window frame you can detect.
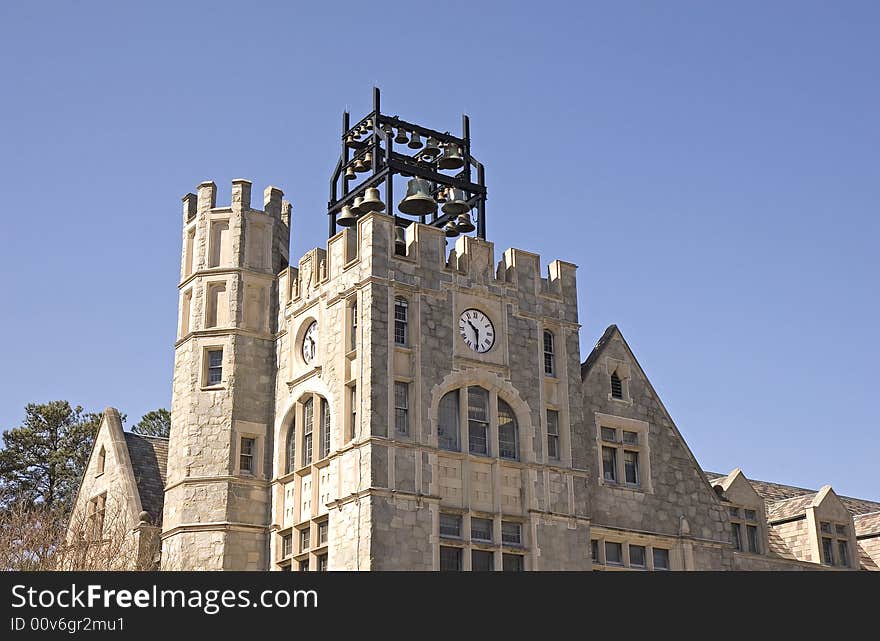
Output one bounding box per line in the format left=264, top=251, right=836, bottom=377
left=595, top=414, right=651, bottom=492
left=543, top=330, right=555, bottom=376
left=546, top=409, right=560, bottom=460
left=394, top=297, right=409, bottom=346
left=394, top=381, right=409, bottom=436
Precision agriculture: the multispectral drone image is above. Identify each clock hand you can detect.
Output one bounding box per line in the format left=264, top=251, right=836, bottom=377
left=467, top=320, right=480, bottom=343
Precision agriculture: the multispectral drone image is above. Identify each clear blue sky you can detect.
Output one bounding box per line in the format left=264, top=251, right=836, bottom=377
left=1, top=2, right=877, bottom=500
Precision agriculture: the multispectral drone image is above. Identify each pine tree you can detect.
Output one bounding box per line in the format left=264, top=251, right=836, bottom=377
left=0, top=401, right=103, bottom=511
left=132, top=408, right=171, bottom=438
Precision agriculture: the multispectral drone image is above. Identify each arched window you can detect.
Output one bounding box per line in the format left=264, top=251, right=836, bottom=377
left=437, top=386, right=523, bottom=460
left=285, top=421, right=296, bottom=474
left=302, top=398, right=314, bottom=467
left=394, top=297, right=408, bottom=346
left=438, top=390, right=460, bottom=452
left=543, top=330, right=555, bottom=376
left=498, top=399, right=518, bottom=460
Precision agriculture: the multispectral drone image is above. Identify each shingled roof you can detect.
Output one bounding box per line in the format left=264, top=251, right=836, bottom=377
left=580, top=324, right=618, bottom=380
left=854, top=512, right=880, bottom=537
left=123, top=433, right=168, bottom=526
left=705, top=471, right=880, bottom=519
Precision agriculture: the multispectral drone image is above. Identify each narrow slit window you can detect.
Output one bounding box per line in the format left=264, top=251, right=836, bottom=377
left=320, top=398, right=330, bottom=459
left=302, top=398, right=314, bottom=467
left=610, top=371, right=623, bottom=399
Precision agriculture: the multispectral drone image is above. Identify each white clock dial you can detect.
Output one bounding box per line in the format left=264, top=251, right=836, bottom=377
left=302, top=321, right=318, bottom=364
left=458, top=309, right=495, bottom=353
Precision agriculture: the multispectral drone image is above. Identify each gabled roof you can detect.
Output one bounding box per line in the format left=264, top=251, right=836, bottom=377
left=123, top=433, right=168, bottom=526
left=705, top=471, right=880, bottom=518
left=580, top=324, right=618, bottom=381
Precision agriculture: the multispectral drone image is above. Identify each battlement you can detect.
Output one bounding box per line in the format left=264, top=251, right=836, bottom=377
left=181, top=179, right=290, bottom=224
left=279, top=211, right=578, bottom=322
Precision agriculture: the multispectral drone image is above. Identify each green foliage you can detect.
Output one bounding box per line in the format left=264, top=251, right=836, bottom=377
left=132, top=408, right=171, bottom=438
left=0, top=401, right=104, bottom=511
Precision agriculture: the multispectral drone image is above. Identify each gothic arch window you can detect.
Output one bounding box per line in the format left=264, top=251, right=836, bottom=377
left=394, top=297, right=409, bottom=346
left=436, top=385, right=521, bottom=461
left=543, top=330, right=555, bottom=376
left=96, top=446, right=106, bottom=476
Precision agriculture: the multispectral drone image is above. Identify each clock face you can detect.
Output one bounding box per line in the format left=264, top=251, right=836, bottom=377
left=302, top=321, right=318, bottom=364
left=458, top=309, right=495, bottom=353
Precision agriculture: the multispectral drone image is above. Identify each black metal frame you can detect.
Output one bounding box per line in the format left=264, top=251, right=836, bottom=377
left=328, top=87, right=487, bottom=239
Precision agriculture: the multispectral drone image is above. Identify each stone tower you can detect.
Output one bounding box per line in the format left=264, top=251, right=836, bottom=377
left=270, top=214, right=590, bottom=570
left=162, top=179, right=290, bottom=570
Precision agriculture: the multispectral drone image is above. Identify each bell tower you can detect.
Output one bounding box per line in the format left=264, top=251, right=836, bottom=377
left=328, top=87, right=488, bottom=243
left=163, top=179, right=290, bottom=570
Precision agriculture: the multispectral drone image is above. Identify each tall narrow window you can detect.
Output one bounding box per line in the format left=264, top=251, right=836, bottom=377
left=350, top=300, right=358, bottom=352
left=837, top=540, right=849, bottom=567
left=285, top=423, right=296, bottom=474
left=543, top=330, right=555, bottom=376
left=467, top=387, right=489, bottom=456
left=240, top=437, right=255, bottom=474
left=497, top=399, right=518, bottom=460
left=394, top=297, right=408, bottom=346
left=184, top=227, right=196, bottom=276
left=746, top=524, right=759, bottom=553
left=546, top=410, right=560, bottom=460
left=602, top=446, right=617, bottom=482
left=732, top=522, right=743, bottom=551
left=96, top=446, right=105, bottom=476
left=88, top=494, right=106, bottom=541
left=610, top=371, right=623, bottom=399
left=822, top=537, right=834, bottom=565
left=394, top=382, right=409, bottom=435
left=623, top=450, right=639, bottom=486
left=349, top=385, right=357, bottom=441
left=302, top=398, right=314, bottom=467
left=207, top=349, right=223, bottom=385
left=438, top=390, right=460, bottom=452
left=180, top=289, right=192, bottom=336
left=320, top=398, right=330, bottom=459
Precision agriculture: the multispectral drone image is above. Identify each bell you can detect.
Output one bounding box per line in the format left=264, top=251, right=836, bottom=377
left=455, top=213, right=475, bottom=233
left=408, top=132, right=423, bottom=149
left=394, top=226, right=406, bottom=249
left=398, top=178, right=438, bottom=216
left=346, top=133, right=358, bottom=146
left=438, top=142, right=465, bottom=170
left=355, top=152, right=372, bottom=173
left=443, top=221, right=460, bottom=237
left=435, top=188, right=447, bottom=204
left=441, top=188, right=469, bottom=215
left=337, top=205, right=358, bottom=227
left=353, top=158, right=366, bottom=173
left=344, top=166, right=356, bottom=181
left=394, top=127, right=409, bottom=144
left=360, top=187, right=385, bottom=212
left=423, top=137, right=441, bottom=156
left=350, top=196, right=365, bottom=215
left=383, top=123, right=394, bottom=138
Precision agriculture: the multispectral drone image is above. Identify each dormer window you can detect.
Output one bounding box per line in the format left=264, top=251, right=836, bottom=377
left=610, top=372, right=623, bottom=399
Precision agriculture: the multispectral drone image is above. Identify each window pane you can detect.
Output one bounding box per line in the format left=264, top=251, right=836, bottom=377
left=602, top=447, right=617, bottom=482
left=501, top=521, right=522, bottom=546
left=468, top=388, right=489, bottom=454
left=543, top=331, right=555, bottom=376
left=590, top=540, right=599, bottom=563
left=744, top=509, right=757, bottom=522
left=746, top=525, right=759, bottom=553
left=299, top=559, right=309, bottom=572
left=440, top=546, right=462, bottom=571
left=838, top=541, right=848, bottom=567
left=624, top=450, right=639, bottom=485
left=498, top=399, right=518, bottom=460
left=835, top=524, right=847, bottom=536
left=547, top=410, right=559, bottom=459
left=302, top=399, right=313, bottom=466
left=502, top=553, right=524, bottom=572
left=282, top=534, right=292, bottom=558
left=317, top=554, right=327, bottom=571
left=471, top=518, right=492, bottom=542
left=653, top=548, right=669, bottom=570
left=820, top=521, right=832, bottom=534
left=285, top=424, right=296, bottom=474
left=300, top=528, right=310, bottom=551
left=395, top=382, right=409, bottom=435
left=732, top=523, right=742, bottom=551
left=318, top=521, right=328, bottom=546
left=605, top=542, right=622, bottom=565
left=822, top=537, right=834, bottom=564
left=438, top=390, right=460, bottom=451
left=601, top=427, right=616, bottom=442
left=622, top=430, right=638, bottom=445
left=350, top=301, right=357, bottom=352
left=394, top=298, right=408, bottom=345
left=472, top=550, right=494, bottom=571
left=729, top=507, right=741, bottom=518
left=629, top=545, right=646, bottom=567
left=320, top=398, right=330, bottom=459
left=439, top=513, right=462, bottom=538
